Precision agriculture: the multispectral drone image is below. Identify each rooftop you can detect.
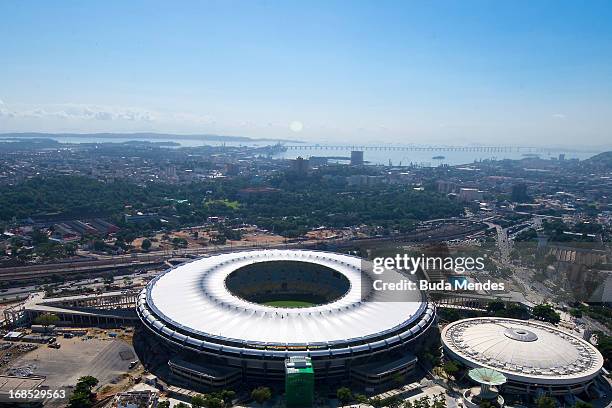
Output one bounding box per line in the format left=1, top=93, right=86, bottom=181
left=442, top=317, right=604, bottom=384
left=144, top=249, right=428, bottom=345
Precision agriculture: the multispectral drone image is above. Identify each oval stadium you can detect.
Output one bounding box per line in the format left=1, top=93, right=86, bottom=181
left=136, top=249, right=436, bottom=389
left=442, top=317, right=604, bottom=396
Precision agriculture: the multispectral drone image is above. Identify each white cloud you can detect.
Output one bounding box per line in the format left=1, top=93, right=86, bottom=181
left=552, top=113, right=566, bottom=119
left=94, top=111, right=113, bottom=121
left=0, top=103, right=156, bottom=123
left=0, top=108, right=15, bottom=118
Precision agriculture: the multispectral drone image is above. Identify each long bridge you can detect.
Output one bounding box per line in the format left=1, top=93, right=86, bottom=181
left=283, top=145, right=567, bottom=153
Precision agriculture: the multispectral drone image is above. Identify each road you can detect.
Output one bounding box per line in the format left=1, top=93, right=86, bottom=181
left=0, top=221, right=489, bottom=285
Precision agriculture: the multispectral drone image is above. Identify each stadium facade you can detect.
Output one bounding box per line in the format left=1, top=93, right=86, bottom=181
left=442, top=317, right=604, bottom=396
left=136, top=249, right=436, bottom=388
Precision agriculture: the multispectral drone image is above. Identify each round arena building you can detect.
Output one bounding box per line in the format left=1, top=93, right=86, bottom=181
left=442, top=317, right=604, bottom=396
left=136, top=249, right=436, bottom=388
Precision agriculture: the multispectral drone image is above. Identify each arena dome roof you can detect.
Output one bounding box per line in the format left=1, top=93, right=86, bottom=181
left=442, top=317, right=604, bottom=385
left=140, top=249, right=430, bottom=347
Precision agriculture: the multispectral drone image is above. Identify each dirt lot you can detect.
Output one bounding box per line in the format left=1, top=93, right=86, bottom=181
left=139, top=227, right=289, bottom=252
left=7, top=336, right=136, bottom=391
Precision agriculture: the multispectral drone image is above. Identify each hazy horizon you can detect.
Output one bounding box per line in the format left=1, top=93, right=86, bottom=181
left=2, top=1, right=612, bottom=147
left=1, top=131, right=611, bottom=152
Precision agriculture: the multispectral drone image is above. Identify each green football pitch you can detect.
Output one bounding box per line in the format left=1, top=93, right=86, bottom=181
left=263, top=300, right=315, bottom=308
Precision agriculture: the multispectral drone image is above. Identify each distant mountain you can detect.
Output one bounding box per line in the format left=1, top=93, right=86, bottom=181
left=0, top=132, right=304, bottom=144
left=583, top=151, right=612, bottom=169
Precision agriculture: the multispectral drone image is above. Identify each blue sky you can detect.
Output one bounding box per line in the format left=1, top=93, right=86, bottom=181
left=1, top=0, right=612, bottom=146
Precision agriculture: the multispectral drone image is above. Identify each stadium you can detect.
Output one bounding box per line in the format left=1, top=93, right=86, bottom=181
left=442, top=317, right=605, bottom=396
left=136, top=249, right=436, bottom=389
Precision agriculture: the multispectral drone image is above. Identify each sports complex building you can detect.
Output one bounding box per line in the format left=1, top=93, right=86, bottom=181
left=136, top=249, right=437, bottom=389
left=442, top=317, right=605, bottom=396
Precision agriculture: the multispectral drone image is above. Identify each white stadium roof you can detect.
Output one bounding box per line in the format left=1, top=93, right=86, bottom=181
left=442, top=317, right=604, bottom=385
left=144, top=249, right=427, bottom=345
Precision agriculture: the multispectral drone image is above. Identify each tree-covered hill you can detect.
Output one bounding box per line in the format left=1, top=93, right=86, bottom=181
left=583, top=151, right=612, bottom=169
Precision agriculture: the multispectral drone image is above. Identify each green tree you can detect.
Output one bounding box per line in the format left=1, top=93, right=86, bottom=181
left=596, top=333, right=612, bottom=370
left=206, top=397, right=224, bottom=408
left=506, top=303, right=530, bottom=320
left=570, top=308, right=583, bottom=318
left=573, top=402, right=593, bottom=408
left=68, top=390, right=94, bottom=408
left=354, top=394, right=368, bottom=404
left=442, top=361, right=460, bottom=378
left=65, top=242, right=77, bottom=256
left=251, top=387, right=271, bottom=406
left=487, top=300, right=506, bottom=315
left=67, top=376, right=99, bottom=408
left=141, top=238, right=152, bottom=251
left=210, top=234, right=227, bottom=245
left=191, top=395, right=206, bottom=408
left=439, top=308, right=461, bottom=322
left=92, top=239, right=107, bottom=251
left=431, top=394, right=446, bottom=408
left=536, top=396, right=556, bottom=408
left=34, top=313, right=60, bottom=327
left=158, top=402, right=170, bottom=408
left=172, top=237, right=188, bottom=248
left=410, top=396, right=432, bottom=408
left=368, top=397, right=384, bottom=408
left=336, top=387, right=352, bottom=405
left=384, top=396, right=402, bottom=408
left=532, top=304, right=561, bottom=324
left=31, top=229, right=49, bottom=245
left=76, top=376, right=99, bottom=390
left=220, top=390, right=236, bottom=406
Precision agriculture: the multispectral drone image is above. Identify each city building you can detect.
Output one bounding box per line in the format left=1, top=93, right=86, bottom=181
left=124, top=213, right=160, bottom=224
left=458, top=188, right=484, bottom=202
left=285, top=356, right=314, bottom=407
left=292, top=157, right=310, bottom=175
left=350, top=151, right=364, bottom=166
left=308, top=156, right=329, bottom=167
left=0, top=375, right=45, bottom=407
left=436, top=180, right=457, bottom=194
left=224, top=163, right=240, bottom=176
left=442, top=317, right=604, bottom=396
left=137, top=250, right=436, bottom=388
left=113, top=390, right=159, bottom=408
